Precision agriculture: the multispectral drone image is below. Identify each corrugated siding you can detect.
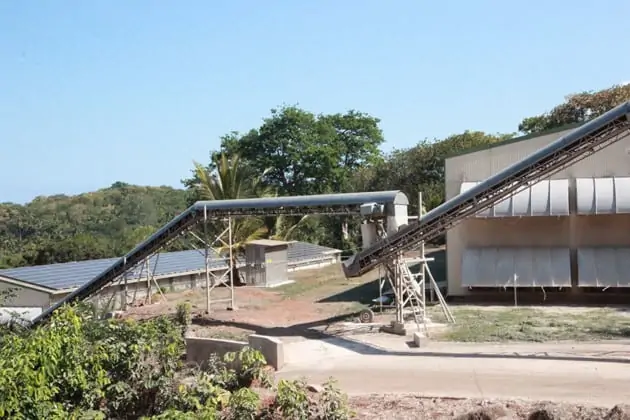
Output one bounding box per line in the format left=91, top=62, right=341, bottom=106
left=577, top=247, right=630, bottom=287
left=462, top=247, right=571, bottom=287
left=576, top=177, right=630, bottom=215
left=459, top=179, right=569, bottom=217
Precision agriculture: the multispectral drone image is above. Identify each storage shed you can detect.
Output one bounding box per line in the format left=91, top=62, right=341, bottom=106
left=244, top=239, right=290, bottom=287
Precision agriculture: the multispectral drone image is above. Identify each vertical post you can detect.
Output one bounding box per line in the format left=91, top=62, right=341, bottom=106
left=228, top=216, right=235, bottom=310
left=418, top=191, right=424, bottom=256
left=123, top=274, right=128, bottom=311
left=204, top=205, right=211, bottom=314
left=145, top=259, right=151, bottom=305
left=513, top=276, right=518, bottom=307
left=395, top=256, right=404, bottom=324
left=419, top=191, right=432, bottom=302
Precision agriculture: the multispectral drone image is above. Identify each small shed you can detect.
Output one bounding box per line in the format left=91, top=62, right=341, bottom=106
left=244, top=239, right=290, bottom=287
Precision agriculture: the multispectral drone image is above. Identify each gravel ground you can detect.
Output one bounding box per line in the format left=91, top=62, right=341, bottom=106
left=349, top=395, right=627, bottom=419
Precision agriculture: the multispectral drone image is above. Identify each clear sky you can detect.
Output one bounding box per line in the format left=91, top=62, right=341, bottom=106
left=1, top=1, right=628, bottom=203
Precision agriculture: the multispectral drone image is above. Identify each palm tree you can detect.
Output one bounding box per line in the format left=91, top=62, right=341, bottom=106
left=192, top=154, right=271, bottom=285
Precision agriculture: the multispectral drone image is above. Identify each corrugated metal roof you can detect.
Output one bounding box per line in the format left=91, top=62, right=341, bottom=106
left=576, top=177, right=630, bottom=215
left=0, top=241, right=341, bottom=291
left=462, top=247, right=571, bottom=287
left=577, top=247, right=630, bottom=287
left=460, top=179, right=569, bottom=217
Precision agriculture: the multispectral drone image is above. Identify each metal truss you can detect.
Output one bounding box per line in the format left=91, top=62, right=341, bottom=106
left=345, top=107, right=630, bottom=278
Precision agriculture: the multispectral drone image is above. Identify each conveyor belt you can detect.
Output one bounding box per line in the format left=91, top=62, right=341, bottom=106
left=343, top=102, right=630, bottom=278
left=30, top=190, right=408, bottom=326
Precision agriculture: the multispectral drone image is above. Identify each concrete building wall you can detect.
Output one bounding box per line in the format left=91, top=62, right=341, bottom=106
left=264, top=247, right=289, bottom=287
left=0, top=281, right=51, bottom=308
left=445, top=129, right=630, bottom=296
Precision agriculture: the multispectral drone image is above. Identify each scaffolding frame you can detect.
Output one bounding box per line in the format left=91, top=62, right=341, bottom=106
left=372, top=192, right=455, bottom=334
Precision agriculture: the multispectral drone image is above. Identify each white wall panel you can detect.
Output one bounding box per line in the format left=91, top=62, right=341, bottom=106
left=576, top=177, right=630, bottom=215
left=577, top=247, right=630, bottom=287
left=462, top=247, right=571, bottom=287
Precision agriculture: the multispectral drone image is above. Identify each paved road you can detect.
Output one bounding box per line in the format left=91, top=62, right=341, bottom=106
left=277, top=339, right=630, bottom=406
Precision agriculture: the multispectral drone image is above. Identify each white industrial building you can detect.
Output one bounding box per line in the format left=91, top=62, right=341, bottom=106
left=0, top=241, right=342, bottom=317
left=445, top=124, right=630, bottom=298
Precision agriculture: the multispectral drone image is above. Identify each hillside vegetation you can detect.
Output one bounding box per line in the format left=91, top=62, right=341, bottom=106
left=1, top=84, right=629, bottom=269
left=0, top=183, right=188, bottom=268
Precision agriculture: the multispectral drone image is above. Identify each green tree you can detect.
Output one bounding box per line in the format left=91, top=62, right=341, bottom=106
left=187, top=106, right=384, bottom=197
left=191, top=153, right=276, bottom=287
left=356, top=131, right=512, bottom=215
left=518, top=83, right=630, bottom=134
left=184, top=106, right=385, bottom=250
left=0, top=184, right=188, bottom=268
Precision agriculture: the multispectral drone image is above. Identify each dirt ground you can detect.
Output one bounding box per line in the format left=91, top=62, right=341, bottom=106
left=126, top=263, right=377, bottom=341
left=126, top=258, right=630, bottom=344
left=349, top=395, right=624, bottom=420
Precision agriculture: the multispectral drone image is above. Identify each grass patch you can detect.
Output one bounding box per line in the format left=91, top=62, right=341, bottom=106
left=276, top=277, right=336, bottom=298
left=191, top=327, right=251, bottom=342
left=429, top=306, right=630, bottom=342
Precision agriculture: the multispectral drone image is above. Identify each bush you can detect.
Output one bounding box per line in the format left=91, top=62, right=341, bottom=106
left=174, top=303, right=192, bottom=329
left=0, top=305, right=352, bottom=419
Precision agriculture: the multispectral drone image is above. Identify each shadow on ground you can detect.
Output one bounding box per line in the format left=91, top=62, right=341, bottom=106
left=317, top=249, right=447, bottom=304
left=191, top=313, right=630, bottom=365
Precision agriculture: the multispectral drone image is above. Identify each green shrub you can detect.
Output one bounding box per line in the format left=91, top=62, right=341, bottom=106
left=0, top=304, right=352, bottom=419
left=174, top=303, right=192, bottom=328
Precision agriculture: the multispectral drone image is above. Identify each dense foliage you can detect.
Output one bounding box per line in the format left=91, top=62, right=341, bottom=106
left=0, top=304, right=351, bottom=419
left=1, top=83, right=628, bottom=268
left=0, top=183, right=188, bottom=268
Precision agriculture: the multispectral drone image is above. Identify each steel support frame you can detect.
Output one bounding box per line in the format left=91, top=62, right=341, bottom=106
left=375, top=191, right=454, bottom=333
left=33, top=199, right=403, bottom=326
left=199, top=211, right=237, bottom=314
left=380, top=250, right=454, bottom=333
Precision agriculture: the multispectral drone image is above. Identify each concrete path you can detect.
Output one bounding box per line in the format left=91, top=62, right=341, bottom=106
left=277, top=337, right=630, bottom=406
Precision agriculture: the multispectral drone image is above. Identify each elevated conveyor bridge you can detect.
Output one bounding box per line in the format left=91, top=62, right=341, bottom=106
left=30, top=191, right=408, bottom=326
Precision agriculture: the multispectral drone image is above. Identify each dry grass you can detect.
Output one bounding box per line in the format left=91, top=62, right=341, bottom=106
left=429, top=305, right=630, bottom=342
left=350, top=395, right=619, bottom=419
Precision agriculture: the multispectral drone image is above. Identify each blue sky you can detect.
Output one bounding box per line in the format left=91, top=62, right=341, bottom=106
left=1, top=1, right=628, bottom=204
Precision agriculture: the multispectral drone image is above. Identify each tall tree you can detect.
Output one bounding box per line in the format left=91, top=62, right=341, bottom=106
left=356, top=131, right=513, bottom=214
left=519, top=84, right=630, bottom=134
left=184, top=106, right=385, bottom=250
left=186, top=106, right=385, bottom=197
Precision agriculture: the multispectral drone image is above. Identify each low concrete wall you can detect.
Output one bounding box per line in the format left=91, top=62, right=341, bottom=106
left=186, top=336, right=247, bottom=369
left=185, top=334, right=285, bottom=370
left=248, top=334, right=284, bottom=371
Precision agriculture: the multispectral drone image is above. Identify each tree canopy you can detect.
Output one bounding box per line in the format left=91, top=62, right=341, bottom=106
left=1, top=83, right=627, bottom=268
left=518, top=84, right=630, bottom=134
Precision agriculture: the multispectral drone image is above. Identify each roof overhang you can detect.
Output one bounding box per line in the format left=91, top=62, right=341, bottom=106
left=576, top=177, right=630, bottom=215
left=460, top=179, right=569, bottom=217
left=0, top=274, right=56, bottom=294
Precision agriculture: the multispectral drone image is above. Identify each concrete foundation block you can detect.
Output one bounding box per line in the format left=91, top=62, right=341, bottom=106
left=413, top=331, right=429, bottom=347
left=380, top=321, right=407, bottom=336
